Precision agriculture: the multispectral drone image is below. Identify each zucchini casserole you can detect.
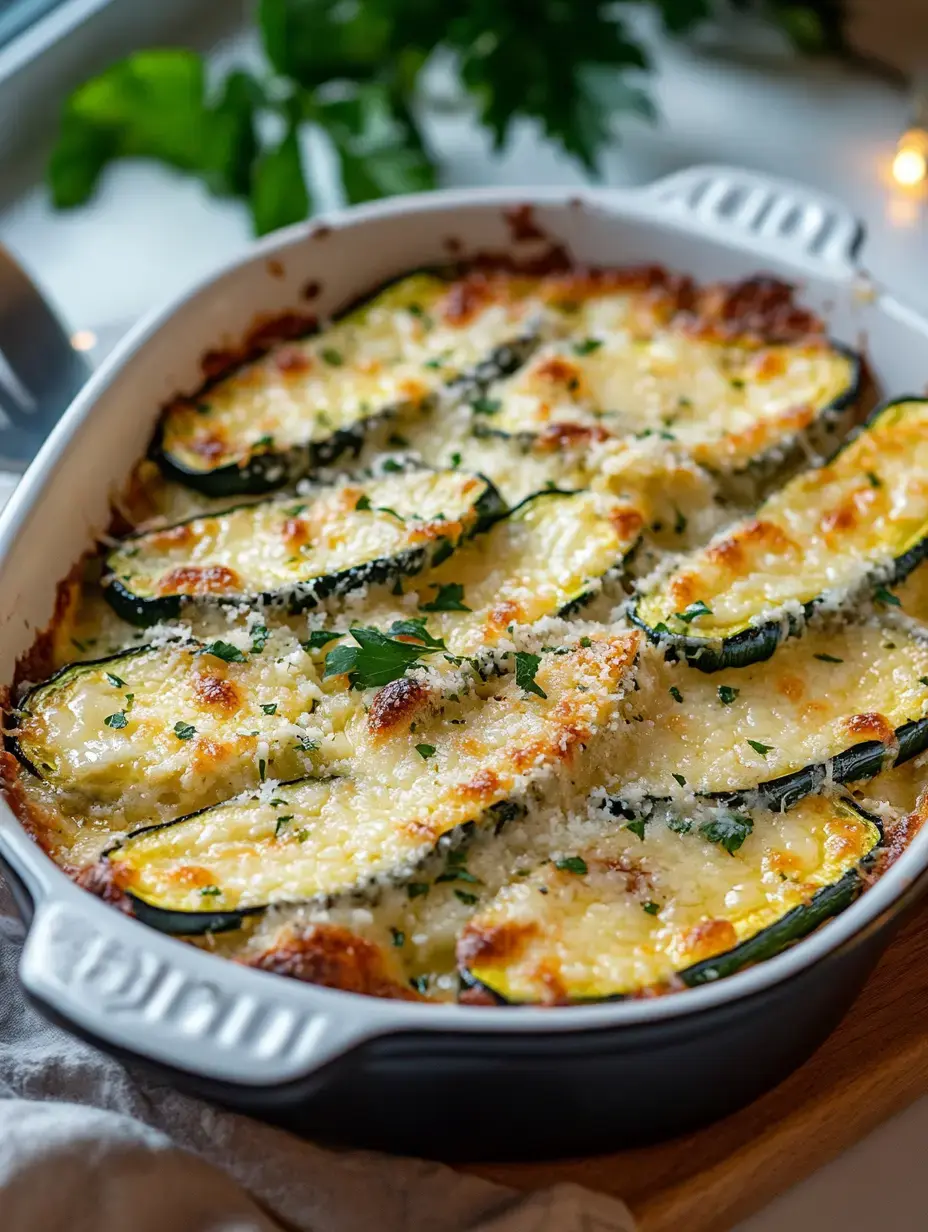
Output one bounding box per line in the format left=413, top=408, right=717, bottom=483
left=6, top=263, right=928, bottom=1006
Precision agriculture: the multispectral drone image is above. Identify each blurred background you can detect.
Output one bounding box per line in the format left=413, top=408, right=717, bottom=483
left=0, top=0, right=926, bottom=355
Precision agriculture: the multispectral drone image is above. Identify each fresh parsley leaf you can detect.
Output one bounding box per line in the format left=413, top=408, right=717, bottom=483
left=642, top=900, right=660, bottom=915
left=274, top=814, right=293, bottom=835
left=381, top=457, right=404, bottom=473
left=625, top=818, right=647, bottom=840
left=104, top=711, right=128, bottom=729
left=406, top=882, right=429, bottom=899
left=200, top=885, right=222, bottom=897
left=259, top=757, right=267, bottom=781
left=174, top=721, right=197, bottom=740
left=420, top=582, right=470, bottom=612
left=747, top=738, right=772, bottom=756
left=676, top=599, right=712, bottom=623
left=515, top=651, right=547, bottom=699
left=261, top=702, right=278, bottom=715
left=251, top=624, right=269, bottom=654
left=471, top=396, right=501, bottom=416
left=449, top=451, right=462, bottom=468
left=669, top=685, right=683, bottom=703
left=375, top=505, right=405, bottom=521
left=200, top=640, right=246, bottom=662
left=717, top=685, right=739, bottom=705
left=555, top=856, right=588, bottom=874
left=415, top=743, right=436, bottom=759
left=921, top=677, right=928, bottom=687
left=699, top=809, right=754, bottom=855
left=572, top=338, right=602, bottom=355
left=874, top=585, right=901, bottom=607
left=454, top=889, right=479, bottom=905
left=814, top=653, right=844, bottom=663
left=105, top=672, right=126, bottom=688
left=866, top=471, right=882, bottom=488
left=355, top=493, right=372, bottom=511
left=410, top=974, right=429, bottom=994
left=430, top=537, right=454, bottom=567
left=388, top=618, right=446, bottom=649
left=323, top=626, right=440, bottom=690
left=303, top=629, right=341, bottom=651
left=321, top=347, right=343, bottom=366
left=672, top=772, right=687, bottom=787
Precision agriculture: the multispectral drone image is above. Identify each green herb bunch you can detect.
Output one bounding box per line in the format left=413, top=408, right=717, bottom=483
left=47, top=0, right=846, bottom=237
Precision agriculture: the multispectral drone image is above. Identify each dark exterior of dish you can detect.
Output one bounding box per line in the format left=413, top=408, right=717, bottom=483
left=1, top=846, right=917, bottom=1160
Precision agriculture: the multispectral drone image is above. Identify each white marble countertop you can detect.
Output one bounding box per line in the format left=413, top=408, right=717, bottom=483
left=1, top=16, right=927, bottom=1231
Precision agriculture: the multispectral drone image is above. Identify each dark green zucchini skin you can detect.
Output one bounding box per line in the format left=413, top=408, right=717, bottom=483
left=631, top=396, right=928, bottom=674
left=102, top=475, right=507, bottom=627
left=5, top=645, right=154, bottom=781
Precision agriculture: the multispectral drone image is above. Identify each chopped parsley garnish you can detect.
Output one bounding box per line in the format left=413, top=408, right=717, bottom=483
left=254, top=434, right=274, bottom=448
left=921, top=677, right=928, bottom=687
left=717, top=685, right=739, bottom=705
left=303, top=629, right=341, bottom=650
left=874, top=585, right=901, bottom=607
left=652, top=621, right=670, bottom=635
left=390, top=928, right=405, bottom=947
left=321, top=347, right=343, bottom=366
left=416, top=743, right=436, bottom=759
left=471, top=396, right=501, bottom=416
left=286, top=503, right=307, bottom=515
left=449, top=451, right=462, bottom=468
left=268, top=798, right=286, bottom=807
left=747, top=738, right=772, bottom=756
left=454, top=889, right=479, bottom=905
left=579, top=636, right=592, bottom=647
left=259, top=757, right=267, bottom=781
left=814, top=653, right=844, bottom=663
left=673, top=507, right=687, bottom=535
left=406, top=882, right=429, bottom=899
left=381, top=458, right=404, bottom=473
left=200, top=640, right=246, bottom=663
left=324, top=626, right=440, bottom=689
left=625, top=818, right=647, bottom=840
left=642, top=901, right=660, bottom=915
left=669, top=686, right=683, bottom=703
left=866, top=471, right=882, bottom=488
left=676, top=599, right=713, bottom=623
left=387, top=433, right=409, bottom=448
left=730, top=377, right=745, bottom=390
left=261, top=703, right=278, bottom=715
left=420, top=582, right=471, bottom=612
left=555, top=856, right=588, bottom=875
left=388, top=617, right=446, bottom=648
left=410, top=974, right=429, bottom=994
left=672, top=772, right=687, bottom=787
left=104, top=711, right=128, bottom=729
left=200, top=885, right=221, bottom=897
left=251, top=625, right=269, bottom=654
left=355, top=493, right=372, bottom=511
left=699, top=809, right=753, bottom=855
left=173, top=721, right=196, bottom=740
left=105, top=672, right=126, bottom=688
left=573, top=337, right=602, bottom=355
left=515, top=651, right=547, bottom=699
left=274, top=815, right=293, bottom=835
left=375, top=505, right=405, bottom=521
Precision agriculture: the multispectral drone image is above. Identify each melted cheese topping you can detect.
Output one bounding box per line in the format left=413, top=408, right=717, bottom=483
left=160, top=273, right=548, bottom=476
left=615, top=621, right=928, bottom=797
left=110, top=634, right=639, bottom=917
left=637, top=400, right=928, bottom=639
left=460, top=796, right=878, bottom=1002
left=14, top=638, right=364, bottom=827
left=106, top=470, right=497, bottom=605
left=487, top=333, right=854, bottom=472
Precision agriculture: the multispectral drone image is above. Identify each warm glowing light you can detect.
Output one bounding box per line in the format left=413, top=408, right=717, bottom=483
left=892, top=129, right=928, bottom=187
left=70, top=329, right=97, bottom=351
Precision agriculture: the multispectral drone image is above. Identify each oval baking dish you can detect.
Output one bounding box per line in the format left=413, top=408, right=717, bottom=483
left=4, top=166, right=928, bottom=1159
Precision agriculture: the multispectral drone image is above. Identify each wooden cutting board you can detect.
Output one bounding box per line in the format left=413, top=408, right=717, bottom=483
left=461, top=897, right=928, bottom=1231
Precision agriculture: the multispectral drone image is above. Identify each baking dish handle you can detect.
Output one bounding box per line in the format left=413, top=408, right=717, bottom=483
left=637, top=164, right=865, bottom=272
left=14, top=882, right=388, bottom=1087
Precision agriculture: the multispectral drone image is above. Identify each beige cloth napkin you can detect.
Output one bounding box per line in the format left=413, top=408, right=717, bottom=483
left=0, top=881, right=635, bottom=1232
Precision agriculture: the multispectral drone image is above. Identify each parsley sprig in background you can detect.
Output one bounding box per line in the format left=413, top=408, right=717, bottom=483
left=48, top=0, right=848, bottom=237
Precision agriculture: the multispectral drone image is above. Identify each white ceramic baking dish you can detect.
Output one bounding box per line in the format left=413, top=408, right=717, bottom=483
left=3, top=165, right=928, bottom=1158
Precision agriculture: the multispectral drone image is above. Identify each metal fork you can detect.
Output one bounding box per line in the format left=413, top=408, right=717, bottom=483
left=0, top=243, right=92, bottom=473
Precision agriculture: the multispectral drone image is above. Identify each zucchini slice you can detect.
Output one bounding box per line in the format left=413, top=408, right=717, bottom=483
left=632, top=398, right=928, bottom=670
left=614, top=618, right=928, bottom=809
left=349, top=489, right=644, bottom=655
left=103, top=469, right=504, bottom=625
left=154, top=272, right=544, bottom=496
left=458, top=795, right=881, bottom=1004
left=104, top=633, right=640, bottom=932
left=477, top=331, right=858, bottom=474
left=9, top=638, right=360, bottom=827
